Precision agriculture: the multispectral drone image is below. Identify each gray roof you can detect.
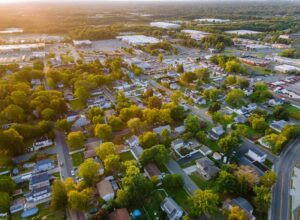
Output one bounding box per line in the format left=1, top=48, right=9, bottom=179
left=232, top=197, right=253, bottom=213
left=36, top=159, right=54, bottom=167
left=153, top=125, right=171, bottom=134
left=196, top=157, right=220, bottom=176
left=161, top=197, right=183, bottom=220
left=31, top=173, right=49, bottom=185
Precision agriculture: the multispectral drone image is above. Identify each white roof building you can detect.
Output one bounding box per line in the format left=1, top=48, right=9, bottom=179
left=274, top=64, right=300, bottom=73
left=150, top=22, right=180, bottom=29
left=117, top=35, right=160, bottom=45
left=181, top=30, right=210, bottom=40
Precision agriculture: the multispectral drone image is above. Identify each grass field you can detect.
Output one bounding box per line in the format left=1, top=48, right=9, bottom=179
left=69, top=99, right=85, bottom=111
left=284, top=104, right=300, bottom=120
left=71, top=151, right=84, bottom=167
left=142, top=190, right=167, bottom=220
left=190, top=172, right=218, bottom=191
left=119, top=150, right=135, bottom=162
left=12, top=204, right=65, bottom=220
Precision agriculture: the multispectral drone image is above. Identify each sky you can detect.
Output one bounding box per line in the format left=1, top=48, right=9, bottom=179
left=0, top=0, right=288, bottom=3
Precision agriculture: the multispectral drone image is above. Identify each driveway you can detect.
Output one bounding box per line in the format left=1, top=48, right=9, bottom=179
left=166, top=159, right=199, bottom=195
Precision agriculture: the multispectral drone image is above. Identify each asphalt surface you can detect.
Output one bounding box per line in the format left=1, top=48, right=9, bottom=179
left=166, top=159, right=199, bottom=195
left=55, top=131, right=73, bottom=180
left=270, top=138, right=300, bottom=220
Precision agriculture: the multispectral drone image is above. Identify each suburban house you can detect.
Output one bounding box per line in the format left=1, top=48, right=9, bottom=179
left=109, top=208, right=130, bottom=220
left=35, top=159, right=55, bottom=173
left=199, top=145, right=213, bottom=156
left=160, top=197, right=183, bottom=220
left=32, top=137, right=53, bottom=151
left=30, top=173, right=50, bottom=190
left=26, top=186, right=51, bottom=202
left=153, top=125, right=171, bottom=135
left=10, top=198, right=25, bottom=214
left=224, top=197, right=256, bottom=220
left=96, top=179, right=115, bottom=202
left=208, top=126, right=225, bottom=141
left=268, top=98, right=284, bottom=106
left=144, top=163, right=162, bottom=179
left=270, top=120, right=289, bottom=132
left=126, top=135, right=139, bottom=148
left=234, top=115, right=247, bottom=124
left=246, top=148, right=267, bottom=163
left=174, top=126, right=186, bottom=135
left=196, top=157, right=220, bottom=180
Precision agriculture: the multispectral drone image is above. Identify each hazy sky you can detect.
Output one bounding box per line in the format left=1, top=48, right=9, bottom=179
left=0, top=0, right=286, bottom=3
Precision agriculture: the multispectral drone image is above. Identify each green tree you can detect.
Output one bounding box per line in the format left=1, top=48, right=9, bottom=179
left=139, top=132, right=159, bottom=149
left=41, top=108, right=55, bottom=120
left=196, top=131, right=208, bottom=145
left=162, top=174, right=184, bottom=191
left=259, top=170, right=277, bottom=188
left=127, top=118, right=143, bottom=134
left=116, top=174, right=153, bottom=206
left=74, top=86, right=90, bottom=103
left=1, top=104, right=25, bottom=123
left=160, top=128, right=171, bottom=147
left=227, top=206, right=247, bottom=220
left=176, top=63, right=184, bottom=73
left=0, top=176, right=16, bottom=195
left=208, top=102, right=221, bottom=114
left=253, top=186, right=272, bottom=214
left=108, top=116, right=124, bottom=131
left=78, top=159, right=100, bottom=186
left=190, top=189, right=219, bottom=216
left=139, top=144, right=169, bottom=167
left=216, top=170, right=237, bottom=193
left=67, top=131, right=84, bottom=150
left=0, top=128, right=25, bottom=156
left=170, top=105, right=185, bottom=122
left=218, top=134, right=240, bottom=156
left=95, top=142, right=116, bottom=161
left=272, top=106, right=289, bottom=120
left=94, top=124, right=112, bottom=140
left=104, top=154, right=121, bottom=175
left=56, top=119, right=72, bottom=132
left=68, top=188, right=92, bottom=211
left=158, top=53, right=164, bottom=63
left=225, top=89, right=245, bottom=107
left=51, top=180, right=68, bottom=210
left=148, top=96, right=162, bottom=109
left=184, top=114, right=200, bottom=134
left=0, top=192, right=11, bottom=213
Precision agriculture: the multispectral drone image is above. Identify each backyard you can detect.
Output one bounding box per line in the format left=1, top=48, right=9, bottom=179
left=71, top=151, right=85, bottom=167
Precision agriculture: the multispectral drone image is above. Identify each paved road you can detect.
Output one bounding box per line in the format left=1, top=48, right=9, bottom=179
left=55, top=131, right=73, bottom=180
left=270, top=138, right=300, bottom=220
left=166, top=159, right=199, bottom=195
left=13, top=146, right=57, bottom=164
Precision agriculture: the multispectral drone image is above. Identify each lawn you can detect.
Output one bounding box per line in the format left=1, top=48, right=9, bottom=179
left=190, top=172, right=218, bottom=191
left=69, top=99, right=85, bottom=111
left=11, top=203, right=65, bottom=220
left=71, top=151, right=85, bottom=167
left=142, top=190, right=167, bottom=220
left=119, top=151, right=135, bottom=162
left=207, top=140, right=220, bottom=152
left=284, top=104, right=300, bottom=120
left=166, top=188, right=193, bottom=214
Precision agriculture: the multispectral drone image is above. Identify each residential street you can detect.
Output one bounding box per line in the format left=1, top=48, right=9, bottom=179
left=55, top=131, right=73, bottom=180
left=270, top=138, right=300, bottom=220
left=166, top=159, right=199, bottom=195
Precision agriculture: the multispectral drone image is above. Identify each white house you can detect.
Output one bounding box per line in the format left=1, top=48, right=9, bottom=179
left=32, top=137, right=53, bottom=151
left=161, top=197, right=183, bottom=220
left=27, top=186, right=51, bottom=202
left=247, top=148, right=267, bottom=163
left=270, top=120, right=289, bottom=132
left=35, top=159, right=55, bottom=173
